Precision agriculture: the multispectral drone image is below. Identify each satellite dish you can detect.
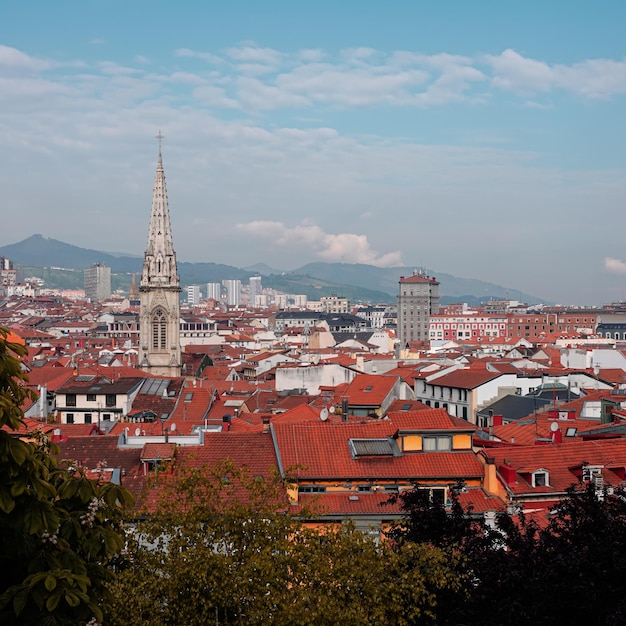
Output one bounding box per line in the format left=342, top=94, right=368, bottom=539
left=550, top=421, right=559, bottom=432
left=320, top=408, right=329, bottom=422
left=328, top=405, right=336, bottom=414
left=134, top=427, right=141, bottom=436
left=170, top=423, right=176, bottom=432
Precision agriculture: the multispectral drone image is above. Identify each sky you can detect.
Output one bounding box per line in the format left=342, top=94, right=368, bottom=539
left=2, top=1, right=626, bottom=305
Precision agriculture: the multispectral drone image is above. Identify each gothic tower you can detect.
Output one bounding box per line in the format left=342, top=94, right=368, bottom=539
left=138, top=136, right=181, bottom=377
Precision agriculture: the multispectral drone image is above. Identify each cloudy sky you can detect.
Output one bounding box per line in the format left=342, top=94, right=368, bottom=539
left=2, top=1, right=626, bottom=304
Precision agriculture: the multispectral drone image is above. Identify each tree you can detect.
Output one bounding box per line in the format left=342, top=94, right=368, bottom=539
left=0, top=326, right=134, bottom=625
left=390, top=480, right=626, bottom=626
left=108, top=460, right=462, bottom=625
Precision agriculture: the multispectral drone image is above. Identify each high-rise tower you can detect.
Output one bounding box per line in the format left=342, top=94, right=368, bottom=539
left=84, top=263, right=111, bottom=301
left=138, top=135, right=181, bottom=376
left=397, top=270, right=440, bottom=348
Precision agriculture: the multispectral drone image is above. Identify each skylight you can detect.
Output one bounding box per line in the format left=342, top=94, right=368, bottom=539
left=349, top=438, right=397, bottom=458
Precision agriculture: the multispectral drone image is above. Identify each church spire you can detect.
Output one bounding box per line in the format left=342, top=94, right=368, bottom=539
left=138, top=133, right=182, bottom=378
left=141, top=131, right=179, bottom=288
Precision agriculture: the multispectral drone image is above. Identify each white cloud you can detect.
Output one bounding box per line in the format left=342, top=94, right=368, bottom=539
left=486, top=49, right=553, bottom=94
left=486, top=49, right=626, bottom=99
left=236, top=220, right=403, bottom=267
left=555, top=58, right=626, bottom=98
left=298, top=49, right=325, bottom=62
left=237, top=76, right=309, bottom=110
left=192, top=84, right=240, bottom=108
left=0, top=44, right=51, bottom=72
left=225, top=45, right=283, bottom=66
left=273, top=63, right=429, bottom=107
left=605, top=258, right=626, bottom=275
left=174, top=48, right=222, bottom=64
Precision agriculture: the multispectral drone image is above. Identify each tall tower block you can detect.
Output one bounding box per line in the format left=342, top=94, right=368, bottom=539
left=138, top=135, right=181, bottom=376
left=398, top=270, right=440, bottom=348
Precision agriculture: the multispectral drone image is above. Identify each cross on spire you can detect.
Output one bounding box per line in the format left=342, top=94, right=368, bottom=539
left=155, top=130, right=164, bottom=157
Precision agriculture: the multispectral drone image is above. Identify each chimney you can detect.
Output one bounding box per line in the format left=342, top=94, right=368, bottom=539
left=262, top=416, right=271, bottom=434
left=498, top=463, right=517, bottom=485
left=341, top=396, right=349, bottom=422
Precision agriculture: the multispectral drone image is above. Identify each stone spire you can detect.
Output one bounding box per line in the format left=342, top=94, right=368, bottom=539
left=141, top=133, right=179, bottom=288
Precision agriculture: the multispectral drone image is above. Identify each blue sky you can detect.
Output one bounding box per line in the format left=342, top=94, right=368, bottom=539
left=2, top=1, right=626, bottom=304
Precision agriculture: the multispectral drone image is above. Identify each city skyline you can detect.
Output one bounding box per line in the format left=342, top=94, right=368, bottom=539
left=2, top=1, right=626, bottom=305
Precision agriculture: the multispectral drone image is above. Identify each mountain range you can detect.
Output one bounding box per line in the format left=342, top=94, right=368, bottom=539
left=0, top=235, right=546, bottom=305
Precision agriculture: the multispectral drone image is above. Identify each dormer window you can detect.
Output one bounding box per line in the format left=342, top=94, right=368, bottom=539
left=532, top=470, right=549, bottom=487
left=582, top=465, right=603, bottom=483
left=423, top=435, right=451, bottom=452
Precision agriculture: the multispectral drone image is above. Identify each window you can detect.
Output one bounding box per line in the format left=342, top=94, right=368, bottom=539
left=582, top=465, right=603, bottom=483
left=423, top=435, right=452, bottom=451
left=86, top=393, right=96, bottom=402
left=533, top=471, right=548, bottom=487
left=151, top=308, right=167, bottom=350
left=102, top=413, right=111, bottom=421
left=105, top=394, right=116, bottom=407
left=298, top=485, right=326, bottom=493
left=85, top=413, right=92, bottom=424
left=66, top=394, right=76, bottom=407
left=66, top=413, right=74, bottom=424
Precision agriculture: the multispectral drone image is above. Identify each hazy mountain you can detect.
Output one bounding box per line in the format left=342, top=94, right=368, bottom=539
left=241, top=262, right=285, bottom=275
left=292, top=262, right=545, bottom=303
left=0, top=235, right=548, bottom=304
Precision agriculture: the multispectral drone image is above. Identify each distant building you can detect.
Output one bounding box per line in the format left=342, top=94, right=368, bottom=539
left=398, top=271, right=440, bottom=347
left=249, top=276, right=262, bottom=306
left=129, top=273, right=140, bottom=305
left=222, top=279, right=242, bottom=307
left=355, top=305, right=387, bottom=329
left=206, top=282, right=221, bottom=302
left=320, top=294, right=350, bottom=314
left=186, top=285, right=201, bottom=306
left=84, top=263, right=111, bottom=302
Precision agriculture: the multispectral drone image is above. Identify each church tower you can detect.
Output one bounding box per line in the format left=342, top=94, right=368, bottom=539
left=138, top=135, right=181, bottom=377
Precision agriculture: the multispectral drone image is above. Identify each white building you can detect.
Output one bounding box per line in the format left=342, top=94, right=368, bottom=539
left=248, top=276, right=262, bottom=306
left=84, top=263, right=111, bottom=302
left=186, top=285, right=201, bottom=306
left=222, top=279, right=242, bottom=306
left=207, top=282, right=221, bottom=301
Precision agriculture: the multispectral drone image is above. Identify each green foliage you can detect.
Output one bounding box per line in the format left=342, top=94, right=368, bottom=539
left=108, top=461, right=462, bottom=625
left=0, top=326, right=135, bottom=625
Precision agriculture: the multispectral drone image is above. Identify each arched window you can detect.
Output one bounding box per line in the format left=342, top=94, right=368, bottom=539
left=152, top=309, right=167, bottom=350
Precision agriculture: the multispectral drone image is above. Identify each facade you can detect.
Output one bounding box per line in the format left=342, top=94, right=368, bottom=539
left=398, top=271, right=440, bottom=347
left=206, top=282, right=221, bottom=302
left=320, top=294, right=350, bottom=314
left=186, top=285, right=201, bottom=306
left=507, top=312, right=598, bottom=338
left=222, top=279, right=242, bottom=307
left=429, top=313, right=508, bottom=342
left=138, top=141, right=182, bottom=377
left=84, top=263, right=111, bottom=302
left=355, top=306, right=387, bottom=329
left=248, top=276, right=262, bottom=306
left=56, top=375, right=144, bottom=425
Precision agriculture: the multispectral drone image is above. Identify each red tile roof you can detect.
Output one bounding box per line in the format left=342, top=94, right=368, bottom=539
left=483, top=438, right=626, bottom=498
left=272, top=420, right=483, bottom=481
left=343, top=373, right=397, bottom=406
